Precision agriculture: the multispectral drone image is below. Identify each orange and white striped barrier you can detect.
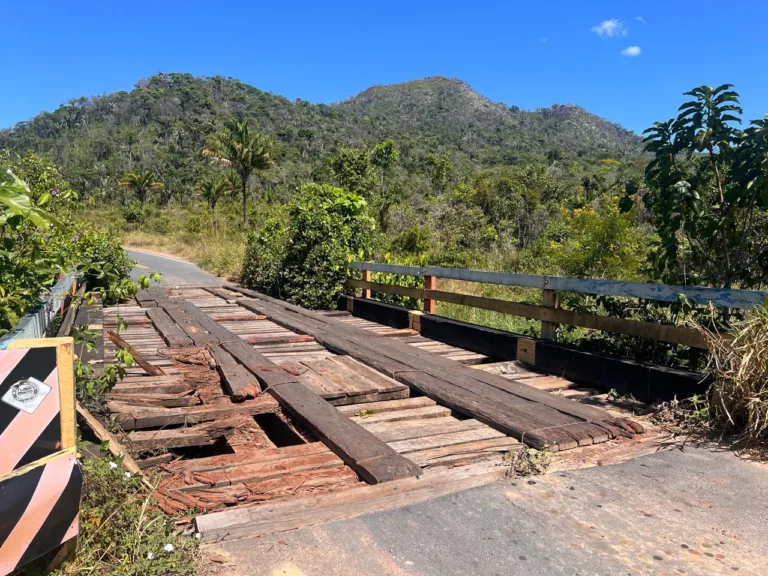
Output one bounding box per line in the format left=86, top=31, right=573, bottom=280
left=0, top=338, right=81, bottom=576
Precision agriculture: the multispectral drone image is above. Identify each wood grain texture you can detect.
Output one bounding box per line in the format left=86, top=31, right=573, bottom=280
left=268, top=381, right=422, bottom=484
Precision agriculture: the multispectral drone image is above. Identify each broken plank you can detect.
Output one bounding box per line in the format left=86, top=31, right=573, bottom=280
left=111, top=395, right=279, bottom=430
left=195, top=461, right=503, bottom=542
left=76, top=402, right=150, bottom=488
left=127, top=417, right=245, bottom=451
left=268, top=381, right=422, bottom=484
left=210, top=345, right=261, bottom=400
left=106, top=330, right=165, bottom=376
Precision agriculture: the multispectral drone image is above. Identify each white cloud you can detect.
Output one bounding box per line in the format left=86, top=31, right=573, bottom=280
left=621, top=45, right=642, bottom=57
left=591, top=19, right=628, bottom=37
left=636, top=16, right=646, bottom=24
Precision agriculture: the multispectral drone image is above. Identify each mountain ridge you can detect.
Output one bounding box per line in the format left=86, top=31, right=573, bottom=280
left=0, top=73, right=644, bottom=196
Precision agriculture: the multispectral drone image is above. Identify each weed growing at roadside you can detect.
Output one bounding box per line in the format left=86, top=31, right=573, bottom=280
left=503, top=448, right=552, bottom=478
left=50, top=458, right=198, bottom=576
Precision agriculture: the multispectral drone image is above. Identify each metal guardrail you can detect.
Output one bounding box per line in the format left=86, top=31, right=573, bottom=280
left=349, top=262, right=766, bottom=310
left=0, top=270, right=79, bottom=350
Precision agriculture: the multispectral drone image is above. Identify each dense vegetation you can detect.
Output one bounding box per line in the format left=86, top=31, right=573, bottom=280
left=2, top=74, right=766, bottom=376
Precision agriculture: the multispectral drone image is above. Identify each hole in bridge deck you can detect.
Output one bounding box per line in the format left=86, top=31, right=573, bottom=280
left=168, top=438, right=236, bottom=459
left=254, top=413, right=308, bottom=447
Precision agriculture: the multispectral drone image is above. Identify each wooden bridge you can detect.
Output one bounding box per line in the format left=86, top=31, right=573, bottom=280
left=82, top=265, right=764, bottom=541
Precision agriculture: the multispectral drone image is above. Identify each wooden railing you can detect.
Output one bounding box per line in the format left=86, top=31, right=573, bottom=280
left=346, top=263, right=767, bottom=350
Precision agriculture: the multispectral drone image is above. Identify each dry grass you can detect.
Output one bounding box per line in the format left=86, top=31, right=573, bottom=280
left=704, top=304, right=768, bottom=446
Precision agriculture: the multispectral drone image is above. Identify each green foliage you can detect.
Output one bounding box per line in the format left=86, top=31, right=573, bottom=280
left=630, top=84, right=768, bottom=288
left=50, top=458, right=197, bottom=576
left=118, top=170, right=164, bottom=206
left=198, top=174, right=233, bottom=211
left=242, top=184, right=375, bottom=308
left=202, top=120, right=273, bottom=228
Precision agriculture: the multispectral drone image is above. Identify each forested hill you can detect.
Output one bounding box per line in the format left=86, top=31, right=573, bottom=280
left=0, top=73, right=641, bottom=197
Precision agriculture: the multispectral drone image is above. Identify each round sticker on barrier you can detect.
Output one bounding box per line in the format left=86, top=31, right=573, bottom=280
left=2, top=377, right=52, bottom=414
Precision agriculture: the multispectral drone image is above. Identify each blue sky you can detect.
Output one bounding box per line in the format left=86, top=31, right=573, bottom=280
left=2, top=1, right=766, bottom=133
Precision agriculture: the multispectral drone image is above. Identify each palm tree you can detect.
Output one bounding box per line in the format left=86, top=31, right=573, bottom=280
left=202, top=121, right=273, bottom=229
left=117, top=170, right=164, bottom=206
left=199, top=175, right=233, bottom=212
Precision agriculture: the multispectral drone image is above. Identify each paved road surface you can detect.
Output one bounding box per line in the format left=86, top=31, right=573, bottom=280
left=127, top=248, right=222, bottom=287
left=130, top=249, right=768, bottom=576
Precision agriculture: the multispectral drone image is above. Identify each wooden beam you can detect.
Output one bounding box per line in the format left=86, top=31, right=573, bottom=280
left=209, top=345, right=261, bottom=399
left=267, top=381, right=422, bottom=484
left=194, top=461, right=502, bottom=542
left=106, top=330, right=166, bottom=376
left=76, top=402, right=149, bottom=487
left=145, top=307, right=193, bottom=348
left=110, top=395, right=279, bottom=430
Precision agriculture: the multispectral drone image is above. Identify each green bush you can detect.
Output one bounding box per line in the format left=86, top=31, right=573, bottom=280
left=241, top=214, right=289, bottom=296
left=121, top=201, right=145, bottom=224
left=242, top=183, right=375, bottom=309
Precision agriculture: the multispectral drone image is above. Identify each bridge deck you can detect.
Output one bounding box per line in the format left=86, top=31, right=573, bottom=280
left=96, top=285, right=647, bottom=541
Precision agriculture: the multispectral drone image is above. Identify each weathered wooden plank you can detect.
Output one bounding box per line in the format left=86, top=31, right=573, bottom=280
left=162, top=305, right=218, bottom=346
left=268, top=381, right=422, bottom=484
left=221, top=339, right=294, bottom=390
left=349, top=262, right=765, bottom=309
left=349, top=405, right=451, bottom=424
left=388, top=427, right=505, bottom=454
left=361, top=417, right=487, bottom=443
left=302, top=358, right=380, bottom=397
left=408, top=437, right=522, bottom=467
left=106, top=330, right=166, bottom=376
left=111, top=395, right=279, bottom=430
left=195, top=461, right=502, bottom=542
left=280, top=362, right=346, bottom=399
left=337, top=396, right=436, bottom=416
left=127, top=417, right=244, bottom=451
left=209, top=345, right=261, bottom=399
left=145, top=307, right=193, bottom=348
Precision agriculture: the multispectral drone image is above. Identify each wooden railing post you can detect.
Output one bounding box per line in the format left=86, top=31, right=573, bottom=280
left=540, top=288, right=558, bottom=341
left=361, top=269, right=371, bottom=299
left=423, top=275, right=436, bottom=314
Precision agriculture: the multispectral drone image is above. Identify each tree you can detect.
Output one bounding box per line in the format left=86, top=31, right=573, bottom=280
left=627, top=84, right=768, bottom=288
left=371, top=139, right=399, bottom=194
left=329, top=146, right=377, bottom=198
left=199, top=174, right=232, bottom=212
left=202, top=120, right=273, bottom=229
left=117, top=170, right=164, bottom=206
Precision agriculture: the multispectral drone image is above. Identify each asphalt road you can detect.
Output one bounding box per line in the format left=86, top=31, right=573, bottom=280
left=127, top=248, right=222, bottom=287
left=213, top=447, right=768, bottom=576
left=129, top=250, right=768, bottom=576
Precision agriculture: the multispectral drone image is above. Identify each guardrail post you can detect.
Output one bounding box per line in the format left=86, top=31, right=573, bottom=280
left=360, top=269, right=371, bottom=299
left=541, top=288, right=558, bottom=341
left=423, top=275, right=436, bottom=314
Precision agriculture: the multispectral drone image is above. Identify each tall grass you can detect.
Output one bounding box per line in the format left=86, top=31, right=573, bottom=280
left=705, top=303, right=768, bottom=445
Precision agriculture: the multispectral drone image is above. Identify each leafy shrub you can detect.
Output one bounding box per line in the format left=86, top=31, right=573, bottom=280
left=241, top=214, right=288, bottom=296
left=121, top=201, right=145, bottom=224
left=242, top=183, right=375, bottom=309
left=50, top=458, right=198, bottom=576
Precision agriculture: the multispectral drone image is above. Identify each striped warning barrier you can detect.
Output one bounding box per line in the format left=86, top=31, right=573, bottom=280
left=0, top=338, right=80, bottom=576
left=0, top=453, right=82, bottom=574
